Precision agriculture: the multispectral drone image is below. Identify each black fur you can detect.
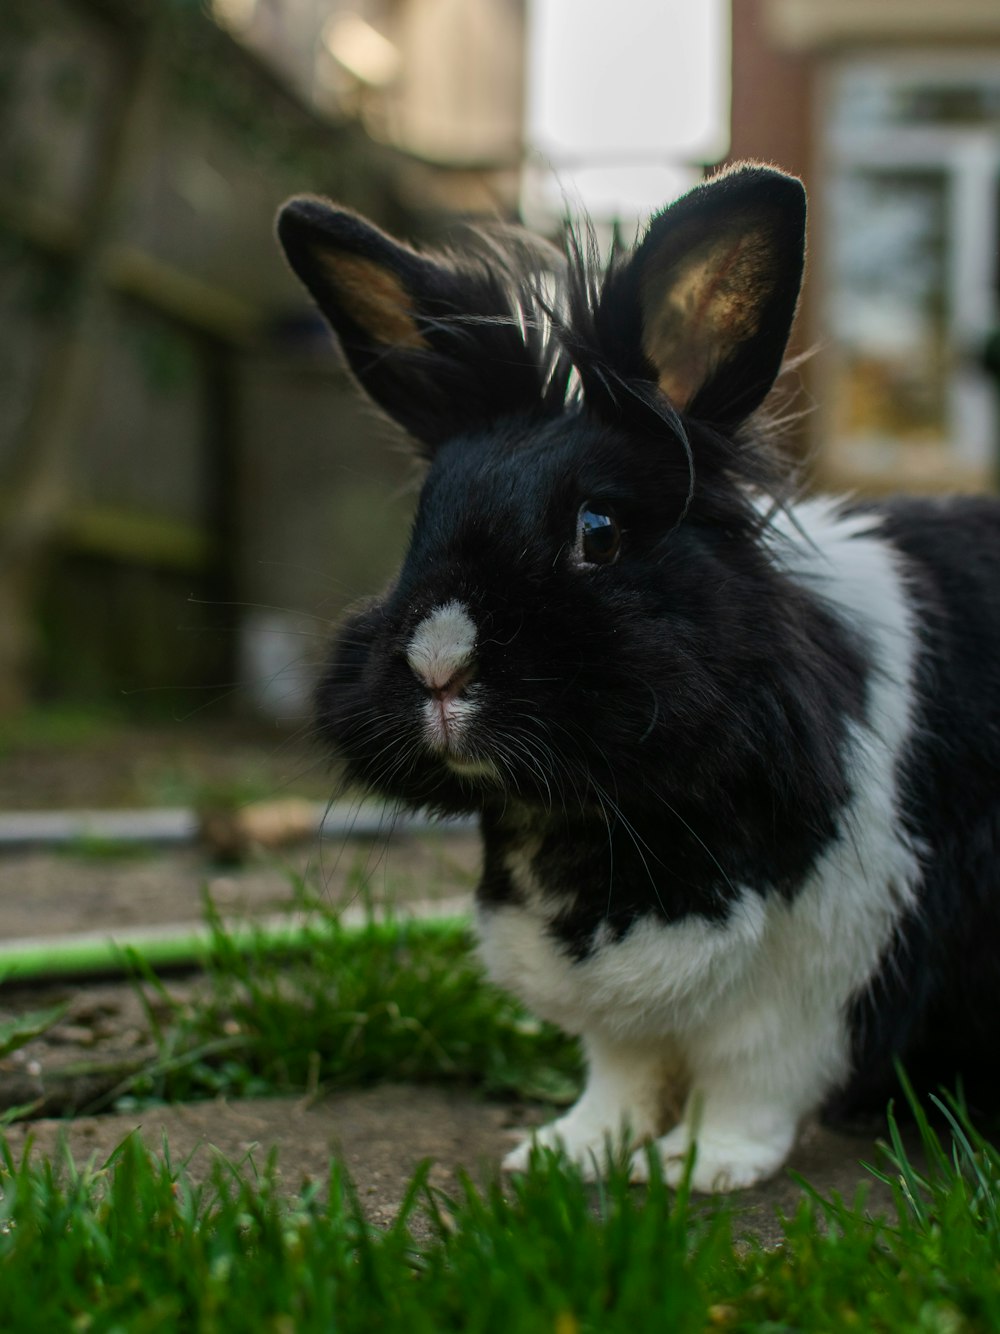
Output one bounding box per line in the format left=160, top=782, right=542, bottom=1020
left=277, top=201, right=573, bottom=454
left=294, top=166, right=866, bottom=948
left=318, top=405, right=868, bottom=950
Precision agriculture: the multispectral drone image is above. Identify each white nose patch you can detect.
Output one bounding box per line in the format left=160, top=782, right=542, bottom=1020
left=406, top=601, right=481, bottom=759
left=406, top=601, right=477, bottom=692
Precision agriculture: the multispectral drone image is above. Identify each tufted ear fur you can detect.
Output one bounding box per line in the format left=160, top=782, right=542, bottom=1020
left=591, top=164, right=806, bottom=427
left=277, top=198, right=563, bottom=453
left=278, top=168, right=806, bottom=449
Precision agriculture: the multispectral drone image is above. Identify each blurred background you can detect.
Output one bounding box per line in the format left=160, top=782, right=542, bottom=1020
left=2, top=0, right=1000, bottom=803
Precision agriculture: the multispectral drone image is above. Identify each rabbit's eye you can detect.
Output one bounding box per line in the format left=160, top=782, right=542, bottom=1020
left=577, top=504, right=621, bottom=565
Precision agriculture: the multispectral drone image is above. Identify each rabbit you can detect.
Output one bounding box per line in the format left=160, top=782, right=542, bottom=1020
left=276, top=163, right=1000, bottom=1192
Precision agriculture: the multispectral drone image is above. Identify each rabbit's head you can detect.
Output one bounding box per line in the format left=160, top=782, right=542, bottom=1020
left=277, top=166, right=847, bottom=821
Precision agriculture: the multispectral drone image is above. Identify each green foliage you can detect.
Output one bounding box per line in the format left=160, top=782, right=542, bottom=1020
left=122, top=885, right=582, bottom=1108
left=724, top=1087, right=1000, bottom=1332
left=2, top=1095, right=999, bottom=1333
left=0, top=1134, right=710, bottom=1333
left=422, top=1150, right=732, bottom=1334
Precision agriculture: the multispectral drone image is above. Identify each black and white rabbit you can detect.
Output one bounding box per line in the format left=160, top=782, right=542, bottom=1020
left=277, top=164, right=1000, bottom=1192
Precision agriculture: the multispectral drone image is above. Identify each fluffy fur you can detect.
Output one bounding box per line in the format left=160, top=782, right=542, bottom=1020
left=277, top=164, right=1000, bottom=1191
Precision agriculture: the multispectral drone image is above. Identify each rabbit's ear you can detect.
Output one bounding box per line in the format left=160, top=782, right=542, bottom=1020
left=277, top=198, right=550, bottom=452
left=603, top=165, right=806, bottom=425
left=278, top=199, right=428, bottom=353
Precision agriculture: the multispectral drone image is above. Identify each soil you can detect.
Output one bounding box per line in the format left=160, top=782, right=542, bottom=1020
left=0, top=721, right=908, bottom=1248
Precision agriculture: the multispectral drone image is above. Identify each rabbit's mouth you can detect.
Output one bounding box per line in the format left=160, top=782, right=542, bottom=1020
left=419, top=688, right=478, bottom=752
left=419, top=691, right=501, bottom=783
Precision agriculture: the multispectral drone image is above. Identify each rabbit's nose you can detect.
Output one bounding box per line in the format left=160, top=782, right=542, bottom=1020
left=405, top=600, right=477, bottom=698
left=423, top=662, right=476, bottom=702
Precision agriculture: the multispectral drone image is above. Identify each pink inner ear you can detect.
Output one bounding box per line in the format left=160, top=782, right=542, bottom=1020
left=321, top=253, right=427, bottom=350
left=640, top=226, right=773, bottom=411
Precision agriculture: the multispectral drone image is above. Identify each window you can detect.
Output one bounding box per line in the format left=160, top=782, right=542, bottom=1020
left=819, top=57, right=1000, bottom=491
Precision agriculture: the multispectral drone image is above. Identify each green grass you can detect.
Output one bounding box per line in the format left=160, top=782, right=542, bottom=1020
left=2, top=1099, right=999, bottom=1332
left=115, top=884, right=582, bottom=1110
left=3, top=888, right=999, bottom=1330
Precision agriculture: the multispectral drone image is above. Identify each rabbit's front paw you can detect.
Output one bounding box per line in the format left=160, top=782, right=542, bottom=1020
left=630, top=1122, right=792, bottom=1193
left=502, top=1113, right=635, bottom=1178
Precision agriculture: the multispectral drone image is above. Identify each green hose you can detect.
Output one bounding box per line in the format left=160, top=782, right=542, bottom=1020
left=0, top=909, right=470, bottom=983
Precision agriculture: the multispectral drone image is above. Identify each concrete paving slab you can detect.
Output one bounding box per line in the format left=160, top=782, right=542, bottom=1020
left=0, top=1087, right=901, bottom=1248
